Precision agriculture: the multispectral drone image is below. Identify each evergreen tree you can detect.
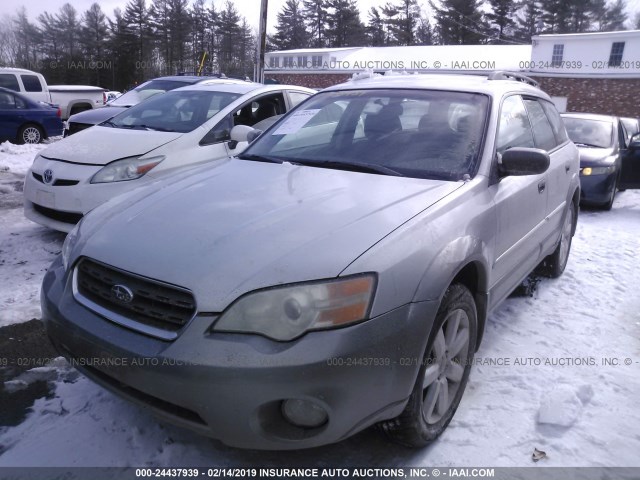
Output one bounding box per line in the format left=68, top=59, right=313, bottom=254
left=513, top=1, right=542, bottom=41
left=303, top=0, right=328, bottom=47
left=325, top=0, right=366, bottom=47
left=430, top=0, right=488, bottom=44
left=366, top=7, right=386, bottom=46
left=81, top=3, right=109, bottom=84
left=415, top=16, right=434, bottom=45
left=13, top=8, right=40, bottom=68
left=392, top=0, right=422, bottom=46
left=602, top=0, right=627, bottom=31
left=123, top=0, right=153, bottom=81
left=272, top=0, right=309, bottom=50
left=486, top=0, right=517, bottom=43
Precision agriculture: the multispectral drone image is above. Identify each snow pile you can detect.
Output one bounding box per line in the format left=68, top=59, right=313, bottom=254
left=537, top=385, right=590, bottom=427
left=0, top=141, right=49, bottom=175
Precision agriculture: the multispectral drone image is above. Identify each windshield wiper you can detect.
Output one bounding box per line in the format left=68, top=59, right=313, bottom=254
left=291, top=159, right=405, bottom=177
left=236, top=153, right=284, bottom=164
left=100, top=120, right=118, bottom=128
left=136, top=125, right=173, bottom=132
left=573, top=142, right=602, bottom=148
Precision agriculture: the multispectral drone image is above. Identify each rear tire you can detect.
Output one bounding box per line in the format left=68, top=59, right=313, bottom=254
left=382, top=284, right=477, bottom=447
left=539, top=201, right=575, bottom=278
left=18, top=124, right=44, bottom=144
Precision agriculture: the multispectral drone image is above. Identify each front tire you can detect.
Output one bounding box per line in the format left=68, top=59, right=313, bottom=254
left=18, top=124, right=44, bottom=144
left=382, top=284, right=477, bottom=447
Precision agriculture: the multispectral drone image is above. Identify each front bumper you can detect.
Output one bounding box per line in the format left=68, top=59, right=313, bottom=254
left=579, top=171, right=617, bottom=205
left=42, top=256, right=439, bottom=450
left=23, top=158, right=151, bottom=232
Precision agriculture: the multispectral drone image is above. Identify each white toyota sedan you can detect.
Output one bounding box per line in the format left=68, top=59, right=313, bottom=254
left=24, top=81, right=315, bottom=232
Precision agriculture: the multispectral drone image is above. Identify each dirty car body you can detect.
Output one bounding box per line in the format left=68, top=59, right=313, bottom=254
left=42, top=73, right=580, bottom=449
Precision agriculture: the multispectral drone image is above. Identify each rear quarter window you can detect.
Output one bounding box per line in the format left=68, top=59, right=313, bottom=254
left=21, top=75, right=43, bottom=92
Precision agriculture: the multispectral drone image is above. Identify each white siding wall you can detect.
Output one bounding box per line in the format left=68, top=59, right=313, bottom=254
left=531, top=33, right=640, bottom=76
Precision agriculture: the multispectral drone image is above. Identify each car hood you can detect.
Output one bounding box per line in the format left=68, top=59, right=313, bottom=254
left=576, top=146, right=616, bottom=167
left=67, top=106, right=128, bottom=125
left=77, top=160, right=462, bottom=311
left=41, top=126, right=183, bottom=165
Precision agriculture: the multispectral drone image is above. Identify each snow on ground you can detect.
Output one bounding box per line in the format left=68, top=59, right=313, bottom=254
left=0, top=140, right=639, bottom=467
left=0, top=142, right=65, bottom=327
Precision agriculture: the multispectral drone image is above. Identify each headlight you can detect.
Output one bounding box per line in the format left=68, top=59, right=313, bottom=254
left=581, top=165, right=615, bottom=176
left=91, top=155, right=164, bottom=183
left=212, top=274, right=377, bottom=341
left=62, top=221, right=81, bottom=270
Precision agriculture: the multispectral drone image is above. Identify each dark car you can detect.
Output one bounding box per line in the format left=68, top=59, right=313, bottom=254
left=0, top=86, right=63, bottom=144
left=64, top=75, right=230, bottom=136
left=620, top=116, right=640, bottom=144
left=561, top=113, right=630, bottom=209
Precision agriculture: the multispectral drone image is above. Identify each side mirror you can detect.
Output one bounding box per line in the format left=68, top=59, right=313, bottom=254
left=499, top=147, right=550, bottom=177
left=229, top=125, right=261, bottom=149
left=629, top=133, right=640, bottom=150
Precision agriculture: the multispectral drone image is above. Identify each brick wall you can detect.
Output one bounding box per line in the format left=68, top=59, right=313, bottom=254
left=531, top=76, right=640, bottom=118
left=268, top=72, right=640, bottom=119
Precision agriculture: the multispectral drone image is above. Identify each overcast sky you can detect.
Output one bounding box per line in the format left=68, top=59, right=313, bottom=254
left=2, top=0, right=640, bottom=33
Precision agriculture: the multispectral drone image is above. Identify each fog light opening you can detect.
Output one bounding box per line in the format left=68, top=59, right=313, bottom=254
left=281, top=399, right=328, bottom=428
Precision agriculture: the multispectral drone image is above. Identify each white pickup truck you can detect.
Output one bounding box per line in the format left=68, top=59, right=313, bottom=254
left=0, top=67, right=106, bottom=119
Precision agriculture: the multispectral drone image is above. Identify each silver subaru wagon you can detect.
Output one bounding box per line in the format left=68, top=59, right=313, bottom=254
left=42, top=71, right=580, bottom=449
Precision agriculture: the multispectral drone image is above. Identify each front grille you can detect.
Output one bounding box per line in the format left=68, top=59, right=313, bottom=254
left=66, top=122, right=92, bottom=136
left=32, top=172, right=79, bottom=186
left=32, top=203, right=83, bottom=224
left=76, top=258, right=196, bottom=335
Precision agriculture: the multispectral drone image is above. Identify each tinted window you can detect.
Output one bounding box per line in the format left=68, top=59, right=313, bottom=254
left=496, top=95, right=534, bottom=154
left=562, top=117, right=613, bottom=149
left=109, top=90, right=240, bottom=133
left=241, top=89, right=489, bottom=181
left=21, top=75, right=43, bottom=92
left=540, top=100, right=569, bottom=144
left=523, top=99, right=557, bottom=151
left=0, top=92, right=16, bottom=109
left=289, top=91, right=312, bottom=108
left=0, top=74, right=20, bottom=91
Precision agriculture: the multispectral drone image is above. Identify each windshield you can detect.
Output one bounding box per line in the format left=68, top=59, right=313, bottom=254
left=240, top=89, right=488, bottom=181
left=563, top=117, right=613, bottom=148
left=105, top=90, right=240, bottom=133
left=110, top=79, right=196, bottom=107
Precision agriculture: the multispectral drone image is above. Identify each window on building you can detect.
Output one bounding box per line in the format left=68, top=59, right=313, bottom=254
left=283, top=57, right=293, bottom=68
left=609, top=42, right=625, bottom=67
left=297, top=56, right=306, bottom=68
left=551, top=44, right=564, bottom=67
left=269, top=57, right=280, bottom=68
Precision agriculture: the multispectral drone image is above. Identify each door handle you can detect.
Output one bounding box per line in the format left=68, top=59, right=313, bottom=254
left=538, top=180, right=546, bottom=194
left=565, top=163, right=571, bottom=173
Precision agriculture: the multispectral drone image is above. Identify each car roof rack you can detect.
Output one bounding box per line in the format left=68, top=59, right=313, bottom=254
left=488, top=71, right=539, bottom=88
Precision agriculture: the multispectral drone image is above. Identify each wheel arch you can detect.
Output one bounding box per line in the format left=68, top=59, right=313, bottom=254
left=412, top=237, right=490, bottom=351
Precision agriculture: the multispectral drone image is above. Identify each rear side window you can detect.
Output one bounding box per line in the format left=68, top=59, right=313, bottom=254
left=288, top=91, right=312, bottom=108
left=0, top=92, right=16, bottom=109
left=540, top=100, right=569, bottom=144
left=496, top=95, right=534, bottom=154
left=523, top=98, right=557, bottom=151
left=21, top=75, right=43, bottom=92
left=0, top=74, right=20, bottom=91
